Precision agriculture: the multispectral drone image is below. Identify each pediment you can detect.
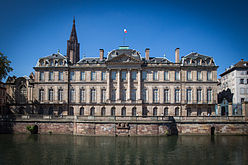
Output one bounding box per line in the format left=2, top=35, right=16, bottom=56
left=107, top=54, right=142, bottom=63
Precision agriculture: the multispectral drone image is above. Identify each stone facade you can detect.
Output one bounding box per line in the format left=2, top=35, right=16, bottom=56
left=0, top=82, right=6, bottom=115
left=27, top=19, right=218, bottom=118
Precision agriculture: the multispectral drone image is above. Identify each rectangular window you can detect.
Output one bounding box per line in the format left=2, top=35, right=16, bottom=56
left=101, top=71, right=106, bottom=81
left=121, top=89, right=126, bottom=101
left=153, top=89, right=158, bottom=103
left=207, top=89, right=212, bottom=102
left=164, top=71, right=168, bottom=81
left=186, top=89, right=192, bottom=103
left=58, top=89, right=63, bottom=101
left=175, top=89, right=180, bottom=103
left=58, top=71, right=63, bottom=81
left=39, top=72, right=44, bottom=81
left=121, top=71, right=127, bottom=80
left=39, top=89, right=44, bottom=102
left=91, top=89, right=96, bottom=102
left=132, top=71, right=137, bottom=80
left=187, top=71, right=191, bottom=80
left=49, top=71, right=53, bottom=81
left=197, top=71, right=201, bottom=80
left=240, top=88, right=245, bottom=94
left=111, top=89, right=116, bottom=101
left=91, top=71, right=96, bottom=81
left=80, top=71, right=85, bottom=81
left=207, top=71, right=212, bottom=80
left=197, top=89, right=202, bottom=102
left=164, top=89, right=169, bottom=103
left=70, top=89, right=75, bottom=102
left=101, top=89, right=106, bottom=102
left=142, top=89, right=147, bottom=102
left=80, top=89, right=85, bottom=102
left=131, top=89, right=136, bottom=101
left=175, top=71, right=179, bottom=80
left=153, top=71, right=158, bottom=80
left=240, top=79, right=244, bottom=84
left=142, top=71, right=147, bottom=80
left=111, top=71, right=116, bottom=80
left=70, top=71, right=75, bottom=81
left=48, top=89, right=53, bottom=101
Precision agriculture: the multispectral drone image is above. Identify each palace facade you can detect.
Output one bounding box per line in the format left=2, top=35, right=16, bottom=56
left=6, top=19, right=219, bottom=117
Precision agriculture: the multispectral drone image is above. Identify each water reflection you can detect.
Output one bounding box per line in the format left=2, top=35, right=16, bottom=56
left=0, top=135, right=247, bottom=165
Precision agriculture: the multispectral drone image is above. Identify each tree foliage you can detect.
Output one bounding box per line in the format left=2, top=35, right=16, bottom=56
left=0, top=52, right=13, bottom=81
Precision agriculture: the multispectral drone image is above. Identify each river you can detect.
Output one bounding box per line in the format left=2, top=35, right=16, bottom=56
left=0, top=135, right=247, bottom=164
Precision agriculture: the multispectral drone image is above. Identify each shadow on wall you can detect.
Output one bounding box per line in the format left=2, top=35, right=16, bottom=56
left=0, top=115, right=16, bottom=134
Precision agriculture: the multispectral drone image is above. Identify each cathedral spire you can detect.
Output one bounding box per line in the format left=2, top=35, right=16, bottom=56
left=67, top=18, right=80, bottom=64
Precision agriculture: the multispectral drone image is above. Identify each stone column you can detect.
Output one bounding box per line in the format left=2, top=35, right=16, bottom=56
left=106, top=69, right=111, bottom=102
left=242, top=101, right=248, bottom=116
left=137, top=70, right=141, bottom=100
left=228, top=103, right=232, bottom=116
left=127, top=70, right=131, bottom=101
left=116, top=70, right=121, bottom=101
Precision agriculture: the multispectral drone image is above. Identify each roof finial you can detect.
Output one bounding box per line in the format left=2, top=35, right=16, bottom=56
left=164, top=53, right=166, bottom=58
left=57, top=49, right=60, bottom=53
left=73, top=16, right=75, bottom=24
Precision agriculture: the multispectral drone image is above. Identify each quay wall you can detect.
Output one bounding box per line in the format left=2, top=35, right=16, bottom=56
left=0, top=116, right=248, bottom=136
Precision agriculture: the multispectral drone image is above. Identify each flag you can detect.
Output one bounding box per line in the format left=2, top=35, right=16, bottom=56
left=124, top=29, right=127, bottom=33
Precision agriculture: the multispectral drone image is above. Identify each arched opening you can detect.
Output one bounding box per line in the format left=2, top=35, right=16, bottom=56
left=211, top=127, right=215, bottom=135
left=69, top=107, right=74, bottom=116
left=197, top=108, right=202, bottom=116
left=142, top=107, right=147, bottom=117
left=58, top=107, right=63, bottom=116
left=49, top=107, right=53, bottom=115
left=132, top=107, right=136, bottom=116
left=101, top=107, right=105, bottom=116
left=111, top=107, right=115, bottom=116
left=153, top=107, right=157, bottom=116
left=80, top=107, right=84, bottom=116
left=164, top=107, right=168, bottom=116
left=175, top=107, right=179, bottom=116
left=38, top=107, right=43, bottom=115
left=121, top=107, right=126, bottom=117
left=90, top=107, right=95, bottom=116
left=187, top=108, right=191, bottom=116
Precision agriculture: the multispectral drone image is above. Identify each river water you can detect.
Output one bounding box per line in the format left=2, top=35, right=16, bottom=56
left=0, top=134, right=247, bottom=165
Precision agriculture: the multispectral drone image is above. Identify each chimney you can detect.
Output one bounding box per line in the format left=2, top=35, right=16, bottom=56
left=99, top=49, right=104, bottom=60
left=241, top=59, right=244, bottom=62
left=175, top=48, right=180, bottom=63
left=145, top=48, right=150, bottom=60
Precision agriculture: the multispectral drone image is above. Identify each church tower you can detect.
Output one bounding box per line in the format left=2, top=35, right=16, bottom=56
left=67, top=18, right=80, bottom=64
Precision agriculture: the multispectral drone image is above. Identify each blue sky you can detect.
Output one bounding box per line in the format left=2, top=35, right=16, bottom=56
left=0, top=0, right=247, bottom=79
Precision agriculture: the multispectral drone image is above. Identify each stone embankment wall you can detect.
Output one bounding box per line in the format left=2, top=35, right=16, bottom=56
left=0, top=116, right=247, bottom=135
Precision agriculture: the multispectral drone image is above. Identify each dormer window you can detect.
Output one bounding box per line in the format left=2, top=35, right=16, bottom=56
left=197, top=59, right=201, bottom=65
left=49, top=60, right=54, bottom=66
left=40, top=60, right=44, bottom=66
left=59, top=60, right=63, bottom=65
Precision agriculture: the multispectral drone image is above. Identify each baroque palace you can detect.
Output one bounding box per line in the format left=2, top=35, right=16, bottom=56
left=5, top=19, right=218, bottom=117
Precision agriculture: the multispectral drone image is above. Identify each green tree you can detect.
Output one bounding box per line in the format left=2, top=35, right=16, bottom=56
left=0, top=52, right=13, bottom=81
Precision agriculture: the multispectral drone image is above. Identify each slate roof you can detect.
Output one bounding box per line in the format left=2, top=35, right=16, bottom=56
left=39, top=52, right=66, bottom=60
left=143, top=57, right=172, bottom=64
left=220, top=59, right=248, bottom=76
left=182, top=52, right=212, bottom=60
left=77, top=57, right=107, bottom=64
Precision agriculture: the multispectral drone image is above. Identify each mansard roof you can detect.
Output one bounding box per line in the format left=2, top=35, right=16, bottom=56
left=77, top=57, right=106, bottom=64
left=183, top=52, right=213, bottom=61
left=181, top=52, right=216, bottom=66
left=143, top=57, right=171, bottom=64
left=39, top=51, right=66, bottom=60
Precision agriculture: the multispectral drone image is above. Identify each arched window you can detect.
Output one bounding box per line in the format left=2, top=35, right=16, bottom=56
left=153, top=107, right=157, bottom=116
left=101, top=107, right=106, bottom=116
left=69, top=107, right=74, bottom=116
left=38, top=107, right=43, bottom=115
left=164, top=107, right=168, bottom=116
left=132, top=107, right=136, bottom=116
left=187, top=108, right=191, bottom=116
left=58, top=107, right=63, bottom=116
left=80, top=107, right=84, bottom=116
left=175, top=107, right=179, bottom=116
left=121, top=107, right=126, bottom=117
left=90, top=107, right=95, bottom=116
left=142, top=107, right=147, bottom=117
left=111, top=107, right=115, bottom=116
left=49, top=107, right=53, bottom=115
left=197, top=108, right=202, bottom=116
